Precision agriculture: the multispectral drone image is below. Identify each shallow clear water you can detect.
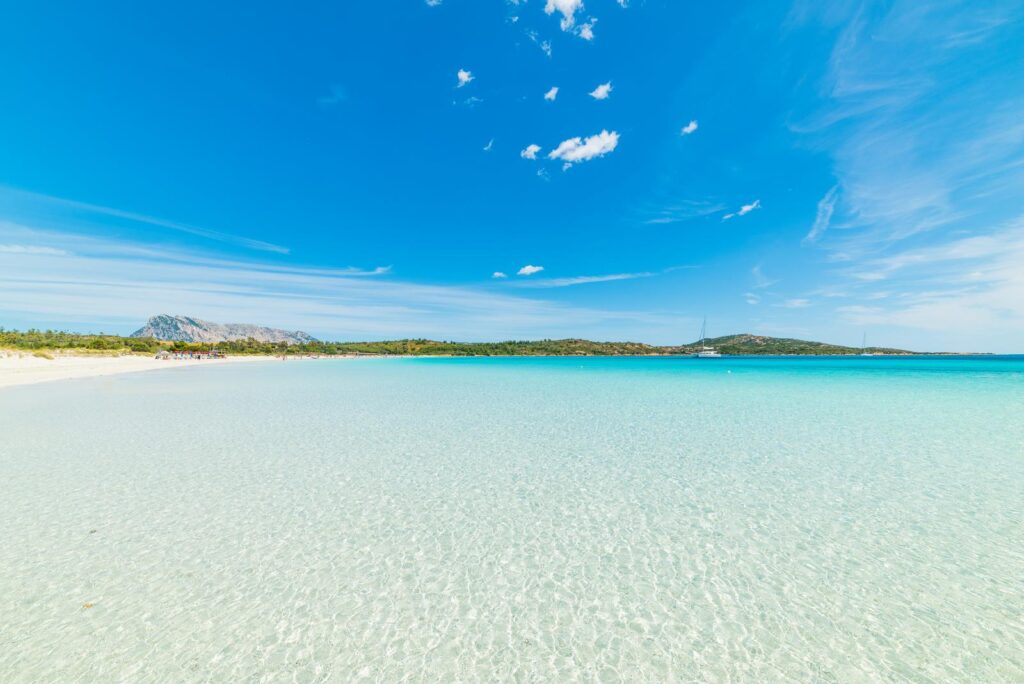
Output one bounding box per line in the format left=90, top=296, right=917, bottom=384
left=1, top=356, right=1023, bottom=682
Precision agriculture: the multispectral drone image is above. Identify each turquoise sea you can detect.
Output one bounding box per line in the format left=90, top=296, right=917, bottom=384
left=2, top=356, right=1022, bottom=681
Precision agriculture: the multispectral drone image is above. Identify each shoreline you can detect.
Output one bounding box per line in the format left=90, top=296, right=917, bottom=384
left=1, top=350, right=1004, bottom=390
left=0, top=351, right=273, bottom=390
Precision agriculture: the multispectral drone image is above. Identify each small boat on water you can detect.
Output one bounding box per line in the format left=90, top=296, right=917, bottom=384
left=860, top=332, right=874, bottom=356
left=694, top=317, right=721, bottom=358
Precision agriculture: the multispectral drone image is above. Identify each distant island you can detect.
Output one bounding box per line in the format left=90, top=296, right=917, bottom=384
left=0, top=315, right=939, bottom=356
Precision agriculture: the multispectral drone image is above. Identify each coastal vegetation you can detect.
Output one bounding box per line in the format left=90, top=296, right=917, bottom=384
left=1, top=328, right=917, bottom=356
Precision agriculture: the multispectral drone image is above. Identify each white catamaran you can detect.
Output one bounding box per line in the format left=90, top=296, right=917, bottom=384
left=860, top=332, right=874, bottom=356
left=694, top=317, right=721, bottom=358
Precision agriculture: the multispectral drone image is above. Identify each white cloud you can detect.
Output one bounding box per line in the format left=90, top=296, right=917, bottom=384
left=456, top=69, right=474, bottom=88
left=492, top=271, right=507, bottom=279
left=520, top=144, right=542, bottom=160
left=544, top=86, right=559, bottom=101
left=803, top=185, right=839, bottom=243
left=779, top=298, right=811, bottom=308
left=483, top=139, right=494, bottom=152
left=744, top=292, right=761, bottom=305
left=723, top=199, right=761, bottom=220
left=589, top=82, right=612, bottom=100
left=681, top=120, right=698, bottom=135
left=517, top=264, right=544, bottom=276
left=547, top=130, right=619, bottom=166
left=579, top=20, right=595, bottom=40
left=425, top=0, right=442, bottom=5
left=545, top=0, right=584, bottom=30
left=736, top=200, right=761, bottom=216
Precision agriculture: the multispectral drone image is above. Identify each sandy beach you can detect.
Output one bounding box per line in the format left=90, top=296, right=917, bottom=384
left=0, top=352, right=271, bottom=389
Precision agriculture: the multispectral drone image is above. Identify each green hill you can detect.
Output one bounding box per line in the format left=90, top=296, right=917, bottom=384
left=681, top=334, right=912, bottom=356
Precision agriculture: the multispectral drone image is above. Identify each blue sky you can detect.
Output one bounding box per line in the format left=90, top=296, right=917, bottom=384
left=1, top=1, right=1022, bottom=351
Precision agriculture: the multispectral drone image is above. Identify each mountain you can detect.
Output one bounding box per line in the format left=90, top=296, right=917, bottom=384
left=130, top=315, right=316, bottom=345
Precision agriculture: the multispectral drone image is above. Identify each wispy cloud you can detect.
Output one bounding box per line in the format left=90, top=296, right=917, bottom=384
left=517, top=264, right=544, bottom=276
left=825, top=217, right=1024, bottom=350
left=644, top=200, right=724, bottom=225
left=792, top=3, right=1024, bottom=255
left=483, top=139, right=494, bottom=152
left=589, top=82, right=612, bottom=100
left=456, top=69, right=474, bottom=87
left=0, top=220, right=382, bottom=278
left=0, top=244, right=70, bottom=256
left=547, top=130, right=619, bottom=166
left=803, top=185, right=839, bottom=243
left=0, top=187, right=289, bottom=254
left=777, top=298, right=811, bottom=308
left=873, top=232, right=1015, bottom=273
left=492, top=271, right=507, bottom=279
left=751, top=264, right=777, bottom=289
left=744, top=292, right=760, bottom=305
left=681, top=120, right=698, bottom=135
left=511, top=265, right=694, bottom=289
left=723, top=199, right=761, bottom=220
left=512, top=272, right=654, bottom=288
left=544, top=86, right=559, bottom=101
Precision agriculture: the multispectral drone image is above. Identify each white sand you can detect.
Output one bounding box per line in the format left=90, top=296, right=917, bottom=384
left=0, top=352, right=272, bottom=389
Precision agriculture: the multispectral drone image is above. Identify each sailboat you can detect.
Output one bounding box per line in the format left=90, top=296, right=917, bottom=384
left=860, top=332, right=874, bottom=356
left=694, top=317, right=721, bottom=358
